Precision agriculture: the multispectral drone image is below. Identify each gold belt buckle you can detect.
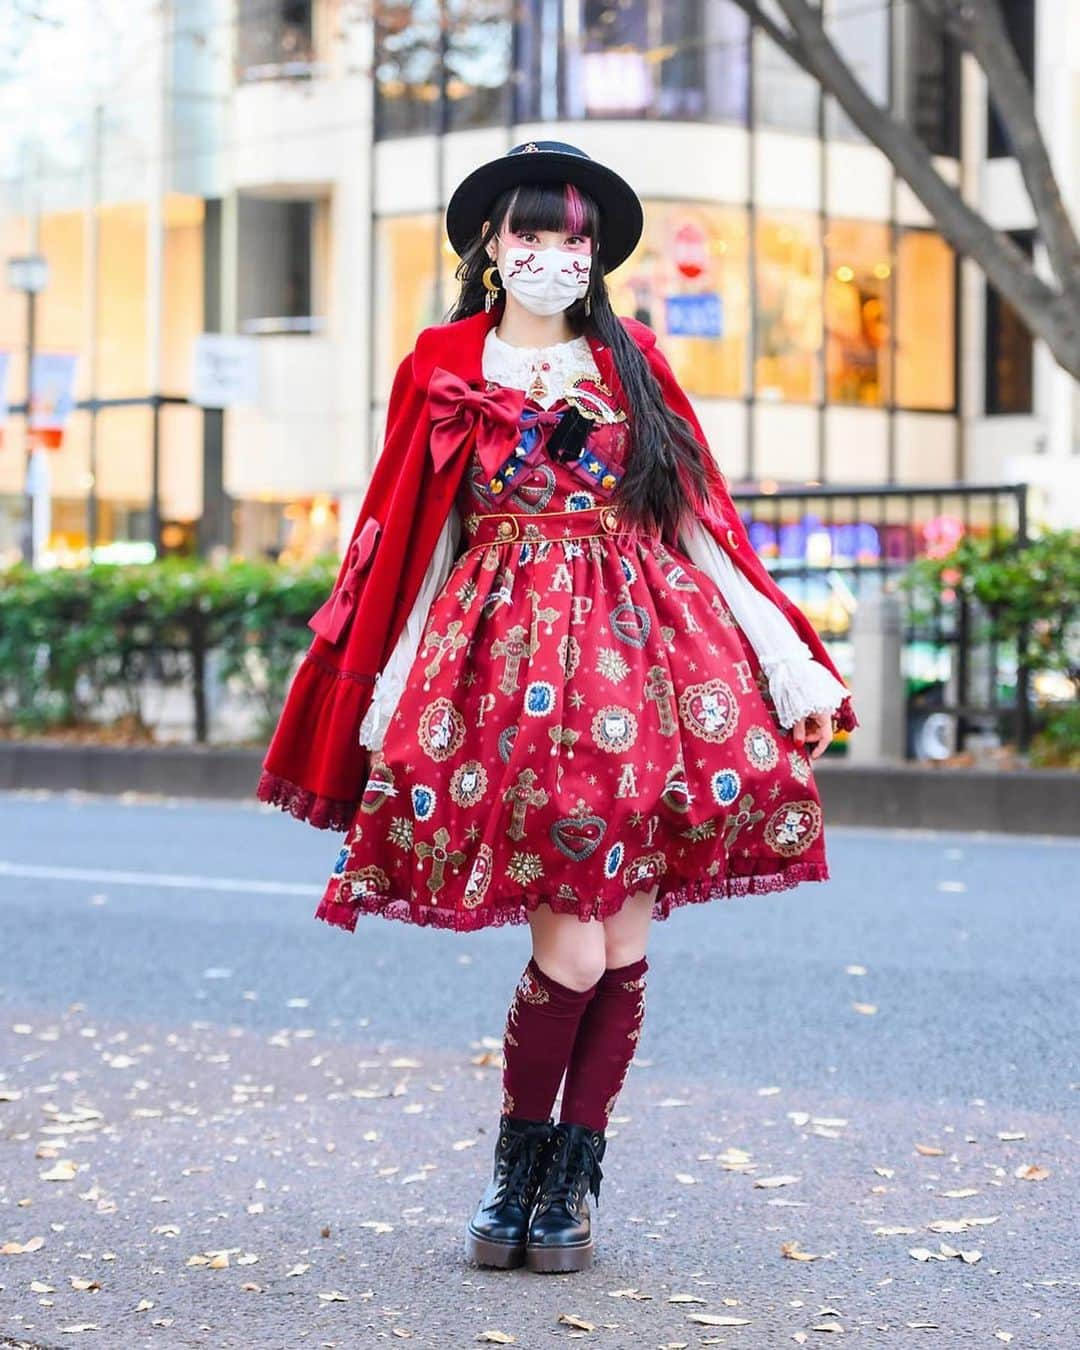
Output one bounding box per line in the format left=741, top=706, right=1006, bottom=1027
left=493, top=515, right=520, bottom=543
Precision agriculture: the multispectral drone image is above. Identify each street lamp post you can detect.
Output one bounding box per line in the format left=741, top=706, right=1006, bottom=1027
left=7, top=253, right=50, bottom=568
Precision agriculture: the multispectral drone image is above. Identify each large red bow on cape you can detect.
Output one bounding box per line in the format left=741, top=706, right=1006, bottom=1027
left=428, top=366, right=526, bottom=481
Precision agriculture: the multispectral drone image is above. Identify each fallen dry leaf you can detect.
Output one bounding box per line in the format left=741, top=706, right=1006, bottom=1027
left=940, top=1188, right=979, bottom=1198
left=687, top=1314, right=751, bottom=1327
left=1014, top=1163, right=1049, bottom=1181
left=40, top=1159, right=80, bottom=1182
left=914, top=1144, right=945, bottom=1156
left=852, top=1002, right=878, bottom=1015
left=996, top=1131, right=1026, bottom=1141
left=318, top=1290, right=349, bottom=1302
left=994, top=1334, right=1013, bottom=1344
left=2, top=1235, right=46, bottom=1254
left=781, top=1240, right=827, bottom=1262
left=873, top=1225, right=917, bottom=1236
left=477, top=1334, right=515, bottom=1345
left=811, top=1322, right=844, bottom=1334
left=668, top=1294, right=707, bottom=1304
left=754, top=1174, right=801, bottom=1189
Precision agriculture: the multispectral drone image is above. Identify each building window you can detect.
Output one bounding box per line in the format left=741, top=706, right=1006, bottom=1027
left=657, top=1, right=749, bottom=123
left=445, top=0, right=512, bottom=130
left=236, top=0, right=316, bottom=82
left=985, top=230, right=1034, bottom=414
left=898, top=5, right=961, bottom=157
left=987, top=0, right=1035, bottom=158
left=895, top=229, right=955, bottom=411
left=755, top=213, right=822, bottom=403
left=608, top=202, right=749, bottom=398
left=824, top=220, right=891, bottom=406
left=377, top=0, right=749, bottom=135
left=374, top=1, right=442, bottom=137
left=825, top=0, right=888, bottom=142
left=375, top=0, right=512, bottom=137
left=559, top=0, right=749, bottom=123
left=237, top=196, right=326, bottom=335
left=753, top=29, right=819, bottom=135
left=375, top=215, right=462, bottom=389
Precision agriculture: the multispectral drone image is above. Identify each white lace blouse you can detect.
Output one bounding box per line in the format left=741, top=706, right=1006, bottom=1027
left=357, top=329, right=847, bottom=750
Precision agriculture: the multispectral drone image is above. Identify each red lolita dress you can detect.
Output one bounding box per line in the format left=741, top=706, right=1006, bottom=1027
left=317, top=331, right=848, bottom=934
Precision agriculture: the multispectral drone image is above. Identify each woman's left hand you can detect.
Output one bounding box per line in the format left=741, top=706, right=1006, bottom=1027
left=791, top=709, right=834, bottom=760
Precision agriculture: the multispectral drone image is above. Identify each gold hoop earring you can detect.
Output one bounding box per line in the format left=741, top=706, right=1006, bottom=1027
left=482, top=263, right=501, bottom=313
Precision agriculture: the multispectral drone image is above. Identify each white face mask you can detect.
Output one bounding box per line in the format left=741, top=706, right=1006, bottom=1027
left=497, top=244, right=592, bottom=316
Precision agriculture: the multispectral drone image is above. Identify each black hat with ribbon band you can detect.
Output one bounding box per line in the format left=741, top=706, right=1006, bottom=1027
left=445, top=139, right=644, bottom=273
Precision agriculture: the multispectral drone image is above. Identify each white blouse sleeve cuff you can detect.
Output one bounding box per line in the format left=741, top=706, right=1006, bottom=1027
left=677, top=518, right=849, bottom=731
left=358, top=504, right=463, bottom=751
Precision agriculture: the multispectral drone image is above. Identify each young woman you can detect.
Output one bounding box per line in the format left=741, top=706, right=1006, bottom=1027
left=257, top=141, right=855, bottom=1275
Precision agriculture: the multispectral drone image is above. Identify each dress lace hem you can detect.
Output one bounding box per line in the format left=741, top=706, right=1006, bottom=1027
left=256, top=768, right=355, bottom=833
left=313, top=858, right=829, bottom=934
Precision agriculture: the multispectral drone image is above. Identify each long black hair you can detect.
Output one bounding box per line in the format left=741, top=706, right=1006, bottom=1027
left=445, top=180, right=713, bottom=542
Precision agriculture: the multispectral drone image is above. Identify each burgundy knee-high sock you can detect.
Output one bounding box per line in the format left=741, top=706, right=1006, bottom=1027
left=558, top=955, right=648, bottom=1131
left=501, top=955, right=599, bottom=1122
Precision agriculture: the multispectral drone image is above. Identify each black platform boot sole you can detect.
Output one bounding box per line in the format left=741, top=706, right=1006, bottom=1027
left=524, top=1233, right=594, bottom=1272
left=464, top=1223, right=527, bottom=1269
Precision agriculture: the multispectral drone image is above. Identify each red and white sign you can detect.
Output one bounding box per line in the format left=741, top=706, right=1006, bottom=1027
left=673, top=221, right=708, bottom=279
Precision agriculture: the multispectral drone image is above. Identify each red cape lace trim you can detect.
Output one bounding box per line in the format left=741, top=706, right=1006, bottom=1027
left=256, top=769, right=356, bottom=834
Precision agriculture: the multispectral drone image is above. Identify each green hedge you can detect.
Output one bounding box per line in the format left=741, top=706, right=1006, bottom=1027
left=0, top=556, right=339, bottom=743
left=904, top=528, right=1080, bottom=766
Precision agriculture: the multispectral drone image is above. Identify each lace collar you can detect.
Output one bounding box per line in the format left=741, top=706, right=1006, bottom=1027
left=482, top=327, right=601, bottom=408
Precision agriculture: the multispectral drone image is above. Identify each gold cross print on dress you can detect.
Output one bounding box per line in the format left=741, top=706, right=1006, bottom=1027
left=491, top=623, right=536, bottom=695
left=415, top=826, right=468, bottom=898
left=503, top=767, right=549, bottom=841
left=525, top=587, right=560, bottom=651
left=420, top=619, right=469, bottom=691
left=644, top=664, right=678, bottom=736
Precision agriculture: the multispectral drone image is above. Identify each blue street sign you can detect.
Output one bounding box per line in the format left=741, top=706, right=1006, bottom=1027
left=665, top=292, right=724, bottom=338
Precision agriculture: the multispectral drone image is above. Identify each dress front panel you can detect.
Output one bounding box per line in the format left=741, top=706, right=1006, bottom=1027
left=316, top=364, right=828, bottom=934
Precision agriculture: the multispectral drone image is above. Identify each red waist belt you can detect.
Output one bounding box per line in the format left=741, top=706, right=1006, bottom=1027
left=461, top=504, right=628, bottom=553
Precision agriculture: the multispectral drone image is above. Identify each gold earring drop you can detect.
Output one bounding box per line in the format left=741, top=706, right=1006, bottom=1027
left=482, top=262, right=501, bottom=313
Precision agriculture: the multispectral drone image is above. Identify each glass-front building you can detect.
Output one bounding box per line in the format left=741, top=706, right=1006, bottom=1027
left=372, top=0, right=964, bottom=488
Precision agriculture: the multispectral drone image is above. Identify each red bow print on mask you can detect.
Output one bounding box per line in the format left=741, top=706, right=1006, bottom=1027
left=428, top=367, right=526, bottom=481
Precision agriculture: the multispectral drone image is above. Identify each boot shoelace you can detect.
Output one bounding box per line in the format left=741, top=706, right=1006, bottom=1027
left=538, top=1131, right=604, bottom=1209
left=493, top=1125, right=550, bottom=1207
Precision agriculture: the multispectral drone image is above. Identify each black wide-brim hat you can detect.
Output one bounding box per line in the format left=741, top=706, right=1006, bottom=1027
left=445, top=140, right=644, bottom=273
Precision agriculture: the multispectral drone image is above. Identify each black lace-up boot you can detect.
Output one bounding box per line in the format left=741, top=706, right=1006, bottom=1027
left=464, top=1114, right=555, bottom=1268
left=524, top=1121, right=606, bottom=1272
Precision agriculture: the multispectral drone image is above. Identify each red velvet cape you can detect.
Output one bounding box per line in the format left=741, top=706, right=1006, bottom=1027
left=256, top=303, right=856, bottom=831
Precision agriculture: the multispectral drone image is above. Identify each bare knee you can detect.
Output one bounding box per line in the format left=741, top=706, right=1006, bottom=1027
left=602, top=885, right=656, bottom=968
left=528, top=907, right=607, bottom=991
left=532, top=945, right=607, bottom=992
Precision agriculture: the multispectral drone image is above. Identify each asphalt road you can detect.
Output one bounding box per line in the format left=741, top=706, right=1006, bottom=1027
left=0, top=789, right=1076, bottom=1349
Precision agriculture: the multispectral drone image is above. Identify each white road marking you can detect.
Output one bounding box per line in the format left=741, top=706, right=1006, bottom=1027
left=0, top=860, right=322, bottom=896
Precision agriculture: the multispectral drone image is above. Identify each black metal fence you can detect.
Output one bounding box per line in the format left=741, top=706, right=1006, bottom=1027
left=729, top=482, right=1031, bottom=756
